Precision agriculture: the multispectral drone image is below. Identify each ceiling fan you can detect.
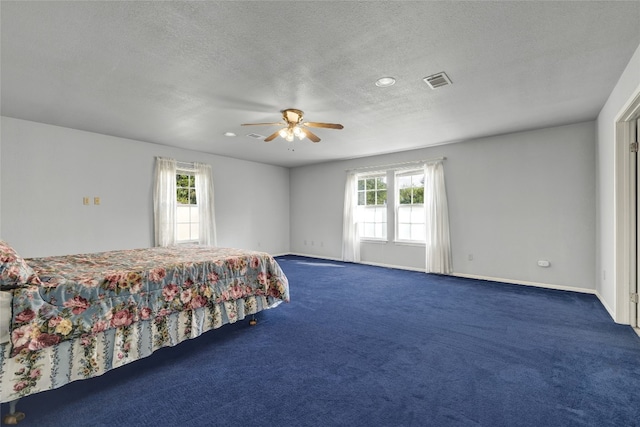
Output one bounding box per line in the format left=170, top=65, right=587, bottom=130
left=241, top=108, right=344, bottom=143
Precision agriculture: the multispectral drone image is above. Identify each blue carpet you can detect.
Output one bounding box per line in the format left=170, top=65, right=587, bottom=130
left=2, top=255, right=639, bottom=426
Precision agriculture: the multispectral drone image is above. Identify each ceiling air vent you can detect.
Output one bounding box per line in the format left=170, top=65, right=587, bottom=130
left=246, top=133, right=265, bottom=139
left=423, top=72, right=452, bottom=89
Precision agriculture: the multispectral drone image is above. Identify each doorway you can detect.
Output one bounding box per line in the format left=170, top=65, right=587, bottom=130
left=615, top=93, right=640, bottom=329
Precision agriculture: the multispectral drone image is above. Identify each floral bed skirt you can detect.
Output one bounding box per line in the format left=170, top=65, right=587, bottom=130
left=0, top=295, right=280, bottom=403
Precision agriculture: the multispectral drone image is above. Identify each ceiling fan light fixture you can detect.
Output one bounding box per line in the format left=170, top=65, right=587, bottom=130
left=242, top=108, right=343, bottom=143
left=375, top=77, right=396, bottom=87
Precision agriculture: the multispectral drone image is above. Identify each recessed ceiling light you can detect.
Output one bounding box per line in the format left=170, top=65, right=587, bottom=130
left=223, top=132, right=236, bottom=137
left=375, top=77, right=396, bottom=87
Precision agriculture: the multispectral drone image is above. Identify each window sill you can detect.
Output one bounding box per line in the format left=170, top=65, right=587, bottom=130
left=360, top=238, right=388, bottom=244
left=393, top=240, right=425, bottom=247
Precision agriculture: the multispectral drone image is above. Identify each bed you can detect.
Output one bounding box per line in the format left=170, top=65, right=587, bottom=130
left=0, top=241, right=290, bottom=424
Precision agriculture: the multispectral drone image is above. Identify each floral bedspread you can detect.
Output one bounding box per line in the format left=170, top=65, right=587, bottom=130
left=10, top=245, right=289, bottom=356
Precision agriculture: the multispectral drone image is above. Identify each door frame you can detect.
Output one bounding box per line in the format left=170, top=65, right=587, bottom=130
left=615, top=89, right=640, bottom=327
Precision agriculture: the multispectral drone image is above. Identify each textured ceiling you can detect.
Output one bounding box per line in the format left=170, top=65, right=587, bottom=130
left=2, top=1, right=640, bottom=167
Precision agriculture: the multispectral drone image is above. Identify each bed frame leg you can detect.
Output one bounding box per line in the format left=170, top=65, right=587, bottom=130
left=2, top=399, right=25, bottom=425
left=249, top=315, right=257, bottom=326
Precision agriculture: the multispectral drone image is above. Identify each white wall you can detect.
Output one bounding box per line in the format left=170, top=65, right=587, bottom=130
left=0, top=117, right=290, bottom=258
left=291, top=121, right=596, bottom=291
left=1, top=116, right=599, bottom=293
left=596, top=42, right=640, bottom=322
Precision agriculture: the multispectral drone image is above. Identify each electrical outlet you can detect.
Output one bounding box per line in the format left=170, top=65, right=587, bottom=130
left=83, top=197, right=89, bottom=205
left=94, top=197, right=100, bottom=205
left=468, top=254, right=473, bottom=261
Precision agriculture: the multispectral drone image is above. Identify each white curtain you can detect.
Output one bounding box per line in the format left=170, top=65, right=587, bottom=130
left=194, top=162, right=217, bottom=246
left=153, top=157, right=177, bottom=247
left=424, top=161, right=452, bottom=274
left=342, top=172, right=360, bottom=262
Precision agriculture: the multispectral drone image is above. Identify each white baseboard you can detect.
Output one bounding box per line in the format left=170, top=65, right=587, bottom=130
left=285, top=253, right=597, bottom=295
left=451, top=272, right=596, bottom=295
left=356, top=260, right=426, bottom=272
left=288, top=253, right=426, bottom=272
left=270, top=252, right=293, bottom=258
left=286, top=252, right=344, bottom=262
left=594, top=289, right=618, bottom=322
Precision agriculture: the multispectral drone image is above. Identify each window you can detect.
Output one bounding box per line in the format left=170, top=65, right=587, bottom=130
left=343, top=160, right=450, bottom=271
left=154, top=157, right=216, bottom=247
left=396, top=170, right=425, bottom=242
left=176, top=172, right=199, bottom=242
left=357, top=175, right=387, bottom=239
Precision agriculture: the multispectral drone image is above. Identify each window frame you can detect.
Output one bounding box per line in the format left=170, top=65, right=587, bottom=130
left=394, top=169, right=426, bottom=244
left=175, top=170, right=199, bottom=244
left=356, top=173, right=388, bottom=241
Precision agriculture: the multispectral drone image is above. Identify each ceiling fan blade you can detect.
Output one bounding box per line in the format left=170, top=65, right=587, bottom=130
left=303, top=122, right=344, bottom=129
left=241, top=122, right=284, bottom=127
left=264, top=129, right=283, bottom=142
left=301, top=128, right=321, bottom=143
